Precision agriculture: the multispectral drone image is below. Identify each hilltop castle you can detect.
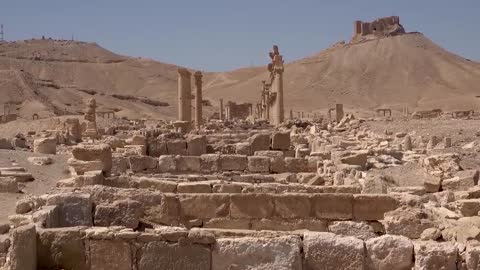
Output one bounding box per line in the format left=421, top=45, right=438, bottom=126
left=352, top=16, right=405, bottom=43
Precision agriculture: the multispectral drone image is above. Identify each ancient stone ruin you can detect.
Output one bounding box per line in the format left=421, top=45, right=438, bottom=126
left=352, top=16, right=406, bottom=43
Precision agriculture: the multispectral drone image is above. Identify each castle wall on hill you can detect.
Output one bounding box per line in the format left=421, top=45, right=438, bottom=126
left=353, top=16, right=402, bottom=37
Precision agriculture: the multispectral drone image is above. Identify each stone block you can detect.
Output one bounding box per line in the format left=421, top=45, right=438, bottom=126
left=249, top=133, right=271, bottom=152
left=0, top=177, right=18, bottom=193
left=466, top=246, right=480, bottom=270
left=46, top=193, right=93, bottom=227
left=365, top=235, right=414, bottom=270
left=166, top=139, right=187, bottom=155
left=382, top=208, right=434, bottom=239
left=251, top=219, right=328, bottom=232
left=212, top=236, right=302, bottom=270
left=33, top=137, right=56, bottom=154
left=179, top=194, right=230, bottom=220
left=158, top=155, right=177, bottom=173
left=304, top=232, right=365, bottom=270
left=0, top=138, right=12, bottom=149
left=230, top=194, right=274, bottom=219
left=37, top=227, right=87, bottom=270
left=457, top=199, right=480, bottom=217
left=311, top=194, right=353, bottom=220
left=0, top=235, right=10, bottom=253
left=128, top=155, right=158, bottom=172
left=274, top=194, right=311, bottom=218
left=176, top=156, right=201, bottom=172
left=254, top=150, right=285, bottom=173
left=219, top=154, right=247, bottom=171
left=89, top=240, right=132, bottom=270
left=147, top=139, right=167, bottom=157
left=247, top=156, right=270, bottom=173
left=271, top=132, right=290, bottom=150
left=212, top=183, right=244, bottom=193
left=9, top=224, right=36, bottom=270
left=126, top=135, right=146, bottom=146
left=204, top=218, right=251, bottom=230
left=111, top=156, right=128, bottom=175
left=137, top=178, right=177, bottom=192
left=353, top=194, right=398, bottom=220
left=235, top=142, right=252, bottom=156
left=443, top=175, right=475, bottom=192
left=200, top=154, right=220, bottom=173
left=187, top=135, right=207, bottom=156
left=71, top=144, right=112, bottom=174
left=328, top=221, right=377, bottom=240
left=138, top=242, right=210, bottom=270
left=285, top=157, right=308, bottom=173
left=177, top=182, right=212, bottom=193
left=94, top=199, right=143, bottom=229
left=424, top=175, right=442, bottom=193
left=413, top=241, right=457, bottom=270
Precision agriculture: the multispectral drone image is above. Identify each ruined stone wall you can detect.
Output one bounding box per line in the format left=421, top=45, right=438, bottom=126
left=226, top=102, right=251, bottom=120
left=352, top=16, right=405, bottom=43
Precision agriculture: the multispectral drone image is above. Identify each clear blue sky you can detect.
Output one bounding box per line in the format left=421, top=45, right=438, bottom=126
left=1, top=0, right=479, bottom=71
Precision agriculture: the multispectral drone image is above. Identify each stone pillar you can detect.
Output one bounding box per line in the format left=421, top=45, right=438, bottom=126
left=444, top=137, right=452, bottom=148
left=270, top=53, right=285, bottom=125
left=404, top=135, right=412, bottom=151
left=219, top=99, right=224, bottom=121
left=301, top=112, right=304, bottom=118
left=290, top=109, right=293, bottom=119
left=84, top=98, right=99, bottom=139
left=249, top=104, right=253, bottom=118
left=194, top=71, right=203, bottom=129
left=336, top=104, right=344, bottom=122
left=177, top=68, right=192, bottom=122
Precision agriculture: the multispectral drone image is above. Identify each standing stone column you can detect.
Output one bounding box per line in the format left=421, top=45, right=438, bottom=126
left=194, top=71, right=203, bottom=129
left=219, top=99, right=224, bottom=121
left=177, top=68, right=192, bottom=122
left=270, top=49, right=285, bottom=126
left=290, top=109, right=293, bottom=120
left=336, top=104, right=344, bottom=122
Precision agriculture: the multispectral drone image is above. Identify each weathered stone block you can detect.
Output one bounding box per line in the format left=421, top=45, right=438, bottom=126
left=200, top=154, right=220, bottom=173
left=414, top=241, right=457, bottom=270
left=176, top=156, right=201, bottom=172
left=89, top=240, right=132, bottom=270
left=138, top=242, right=211, bottom=270
left=311, top=194, right=353, bottom=220
left=230, top=194, right=274, bottom=219
left=158, top=155, right=176, bottom=173
left=0, top=176, right=18, bottom=193
left=304, top=232, right=365, bottom=270
left=128, top=155, right=158, bottom=172
left=219, top=154, right=247, bottom=171
left=34, top=137, right=56, bottom=154
left=457, top=199, right=480, bottom=217
left=365, top=235, right=414, bottom=270
left=353, top=194, right=398, bottom=221
left=274, top=194, right=311, bottom=218
left=247, top=156, right=270, bottom=173
left=251, top=218, right=328, bottom=232
left=249, top=133, right=271, bottom=152
left=179, top=194, right=229, bottom=219
left=254, top=150, right=285, bottom=173
left=71, top=144, right=112, bottom=174
left=46, top=193, right=93, bottom=227
left=271, top=132, right=290, bottom=150
left=212, top=236, right=302, bottom=270
left=94, top=199, right=143, bottom=229
left=328, top=221, right=377, bottom=240
left=177, top=182, right=212, bottom=193
left=166, top=140, right=187, bottom=155
left=0, top=138, right=12, bottom=149
left=187, top=135, right=207, bottom=156
left=9, top=224, right=36, bottom=270
left=285, top=157, right=308, bottom=173
left=235, top=142, right=252, bottom=156
left=147, top=139, right=168, bottom=157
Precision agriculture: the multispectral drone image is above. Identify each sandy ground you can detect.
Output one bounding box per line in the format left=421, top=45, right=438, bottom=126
left=0, top=149, right=69, bottom=223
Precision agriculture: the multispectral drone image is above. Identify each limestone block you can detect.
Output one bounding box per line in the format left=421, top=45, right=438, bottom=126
left=37, top=227, right=87, bottom=270
left=89, top=240, right=132, bottom=270
left=235, top=142, right=252, bottom=156
left=0, top=235, right=10, bottom=253
left=219, top=154, right=247, bottom=171
left=353, top=194, right=398, bottom=220
left=304, top=232, right=365, bottom=270
left=11, top=137, right=27, bottom=148
left=111, top=156, right=128, bottom=175
left=27, top=156, right=52, bottom=166
left=285, top=157, right=308, bottom=173
left=187, top=135, right=207, bottom=156
left=9, top=224, right=36, bottom=270
left=212, top=236, right=302, bottom=270
left=339, top=150, right=368, bottom=169
left=94, top=199, right=143, bottom=229
left=424, top=175, right=441, bottom=193
left=254, top=150, right=285, bottom=173
left=247, top=156, right=270, bottom=173
left=138, top=242, right=211, bottom=270
left=274, top=194, right=311, bottom=218
left=126, top=134, right=146, bottom=146
left=382, top=208, right=434, bottom=239
left=306, top=156, right=322, bottom=173
left=271, top=132, right=290, bottom=150
left=34, top=137, right=57, bottom=154
left=251, top=219, right=327, bottom=232
left=158, top=155, right=177, bottom=173
left=179, top=194, right=229, bottom=220
left=166, top=139, right=187, bottom=155
left=443, top=174, right=476, bottom=192
left=249, top=133, right=271, bottom=152
left=365, top=235, right=414, bottom=270
left=311, top=193, right=353, bottom=220
left=212, top=183, right=244, bottom=193
left=328, top=221, right=377, bottom=240
left=177, top=182, right=212, bottom=193
left=0, top=138, right=12, bottom=149
left=230, top=194, right=274, bottom=219
left=46, top=192, right=93, bottom=227
left=137, top=178, right=177, bottom=192
left=457, top=199, right=480, bottom=217
left=71, top=144, right=112, bottom=174
left=200, top=154, right=221, bottom=173
left=176, top=156, right=201, bottom=173
left=147, top=139, right=167, bottom=157
left=362, top=176, right=388, bottom=194
left=128, top=155, right=158, bottom=172
left=413, top=241, right=457, bottom=270
left=204, top=218, right=251, bottom=230
left=0, top=176, right=19, bottom=193
left=0, top=171, right=33, bottom=182
left=465, top=246, right=480, bottom=270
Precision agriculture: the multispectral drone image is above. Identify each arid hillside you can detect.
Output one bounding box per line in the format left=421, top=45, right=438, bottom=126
left=1, top=32, right=480, bottom=120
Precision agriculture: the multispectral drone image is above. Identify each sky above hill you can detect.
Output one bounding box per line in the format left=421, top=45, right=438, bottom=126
left=1, top=0, right=479, bottom=71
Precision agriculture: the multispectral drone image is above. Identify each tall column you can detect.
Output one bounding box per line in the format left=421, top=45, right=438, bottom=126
left=219, top=99, right=224, bottom=120
left=177, top=68, right=192, bottom=122
left=270, top=51, right=284, bottom=126
left=290, top=109, right=293, bottom=119
left=194, top=71, right=203, bottom=129
left=336, top=104, right=344, bottom=122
